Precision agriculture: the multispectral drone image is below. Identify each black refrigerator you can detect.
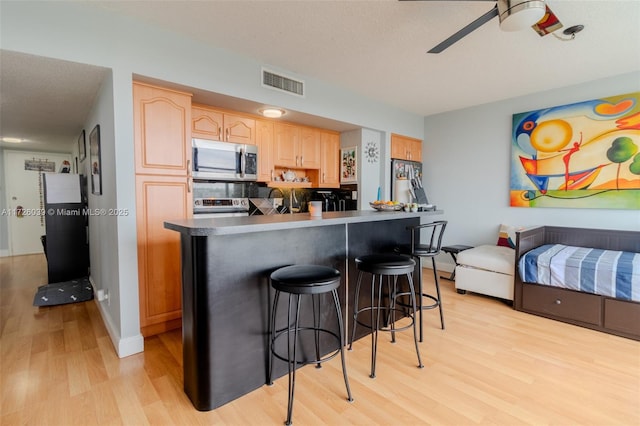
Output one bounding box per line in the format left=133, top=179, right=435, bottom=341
left=43, top=173, right=90, bottom=283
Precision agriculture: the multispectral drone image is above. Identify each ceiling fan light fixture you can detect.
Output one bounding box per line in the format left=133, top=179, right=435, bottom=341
left=259, top=108, right=285, bottom=118
left=498, top=0, right=547, bottom=32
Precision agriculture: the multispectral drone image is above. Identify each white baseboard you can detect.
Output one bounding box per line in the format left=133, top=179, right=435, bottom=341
left=422, top=261, right=454, bottom=274
left=0, top=249, right=10, bottom=258
left=89, top=277, right=144, bottom=358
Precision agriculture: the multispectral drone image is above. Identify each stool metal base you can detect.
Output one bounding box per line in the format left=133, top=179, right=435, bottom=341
left=268, top=285, right=353, bottom=425
left=348, top=265, right=423, bottom=378
left=394, top=255, right=445, bottom=341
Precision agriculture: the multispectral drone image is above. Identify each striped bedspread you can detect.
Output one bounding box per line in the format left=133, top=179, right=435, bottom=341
left=518, top=244, right=640, bottom=302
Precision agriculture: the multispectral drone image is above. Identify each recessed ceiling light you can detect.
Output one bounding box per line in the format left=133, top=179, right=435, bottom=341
left=259, top=108, right=285, bottom=118
left=1, top=137, right=24, bottom=143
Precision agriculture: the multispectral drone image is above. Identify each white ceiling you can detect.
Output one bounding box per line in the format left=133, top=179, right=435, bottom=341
left=1, top=0, right=639, bottom=153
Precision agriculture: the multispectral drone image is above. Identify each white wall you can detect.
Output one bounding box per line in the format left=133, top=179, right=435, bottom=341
left=1, top=1, right=424, bottom=357
left=424, top=71, right=640, bottom=270
left=340, top=128, right=387, bottom=210
left=5, top=1, right=637, bottom=356
left=81, top=71, right=144, bottom=356
left=0, top=149, right=8, bottom=256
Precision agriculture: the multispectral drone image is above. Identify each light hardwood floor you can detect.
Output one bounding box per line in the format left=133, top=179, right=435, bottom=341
left=1, top=254, right=639, bottom=425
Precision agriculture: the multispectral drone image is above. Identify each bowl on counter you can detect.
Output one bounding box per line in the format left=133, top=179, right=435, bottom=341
left=369, top=202, right=403, bottom=211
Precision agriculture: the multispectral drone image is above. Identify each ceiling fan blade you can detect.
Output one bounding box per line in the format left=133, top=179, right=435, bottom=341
left=531, top=5, right=563, bottom=36
left=398, top=0, right=494, bottom=2
left=428, top=5, right=499, bottom=53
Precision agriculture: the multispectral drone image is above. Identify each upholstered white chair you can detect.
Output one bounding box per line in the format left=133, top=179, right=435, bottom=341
left=453, top=225, right=519, bottom=301
left=455, top=245, right=515, bottom=301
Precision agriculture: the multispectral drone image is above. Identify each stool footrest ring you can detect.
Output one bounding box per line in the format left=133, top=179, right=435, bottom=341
left=271, top=327, right=342, bottom=366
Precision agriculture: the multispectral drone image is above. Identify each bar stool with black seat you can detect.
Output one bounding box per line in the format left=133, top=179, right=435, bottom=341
left=267, top=264, right=353, bottom=426
left=348, top=253, right=423, bottom=378
left=395, top=220, right=448, bottom=342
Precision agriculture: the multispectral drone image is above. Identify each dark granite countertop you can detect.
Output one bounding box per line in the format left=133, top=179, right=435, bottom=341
left=165, top=209, right=444, bottom=236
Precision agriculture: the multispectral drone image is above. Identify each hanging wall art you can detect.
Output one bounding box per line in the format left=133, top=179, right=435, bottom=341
left=89, top=124, right=102, bottom=195
left=340, top=146, right=357, bottom=183
left=78, top=129, right=86, bottom=162
left=510, top=91, right=640, bottom=209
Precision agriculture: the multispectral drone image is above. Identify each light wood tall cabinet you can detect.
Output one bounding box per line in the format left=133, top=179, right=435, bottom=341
left=192, top=104, right=255, bottom=145
left=133, top=81, right=192, bottom=337
left=135, top=175, right=191, bottom=337
left=391, top=133, right=422, bottom=162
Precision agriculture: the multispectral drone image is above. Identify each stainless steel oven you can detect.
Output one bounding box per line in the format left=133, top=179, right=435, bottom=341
left=193, top=197, right=250, bottom=218
left=192, top=139, right=258, bottom=181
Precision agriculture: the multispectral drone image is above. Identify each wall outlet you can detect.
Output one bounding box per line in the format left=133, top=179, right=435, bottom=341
left=97, top=289, right=110, bottom=305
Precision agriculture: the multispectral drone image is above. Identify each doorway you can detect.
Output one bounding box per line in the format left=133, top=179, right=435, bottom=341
left=3, top=150, right=72, bottom=256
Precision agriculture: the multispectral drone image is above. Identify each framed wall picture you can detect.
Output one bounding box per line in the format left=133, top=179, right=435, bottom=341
left=340, top=146, right=357, bottom=183
left=89, top=124, right=102, bottom=195
left=510, top=91, right=639, bottom=209
left=78, top=129, right=86, bottom=161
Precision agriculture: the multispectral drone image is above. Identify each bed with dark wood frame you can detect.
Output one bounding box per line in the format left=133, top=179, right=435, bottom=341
left=514, top=226, right=640, bottom=341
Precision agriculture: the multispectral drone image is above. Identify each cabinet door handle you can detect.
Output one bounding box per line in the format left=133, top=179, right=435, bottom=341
left=218, top=127, right=222, bottom=139
left=300, top=156, right=304, bottom=166
left=555, top=299, right=562, bottom=305
left=225, top=128, right=229, bottom=141
left=187, top=177, right=192, bottom=193
left=187, top=159, right=191, bottom=176
left=322, top=172, right=325, bottom=183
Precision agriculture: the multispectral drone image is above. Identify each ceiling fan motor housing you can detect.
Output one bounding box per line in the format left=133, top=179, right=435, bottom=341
left=497, top=0, right=547, bottom=32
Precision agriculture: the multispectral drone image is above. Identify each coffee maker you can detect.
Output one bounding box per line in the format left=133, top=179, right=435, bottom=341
left=310, top=190, right=339, bottom=212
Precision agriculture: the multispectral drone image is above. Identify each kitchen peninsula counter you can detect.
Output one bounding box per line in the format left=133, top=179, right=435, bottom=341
left=165, top=209, right=440, bottom=236
left=165, top=209, right=443, bottom=411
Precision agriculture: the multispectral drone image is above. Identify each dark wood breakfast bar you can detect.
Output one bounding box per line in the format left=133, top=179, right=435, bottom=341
left=165, top=209, right=443, bottom=411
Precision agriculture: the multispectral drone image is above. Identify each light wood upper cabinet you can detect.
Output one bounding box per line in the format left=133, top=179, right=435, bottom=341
left=224, top=113, right=256, bottom=145
left=191, top=105, right=223, bottom=140
left=191, top=105, right=255, bottom=145
left=299, top=127, right=321, bottom=169
left=273, top=122, right=300, bottom=168
left=256, top=119, right=274, bottom=182
left=133, top=82, right=192, bottom=176
left=273, top=123, right=321, bottom=169
left=320, top=131, right=340, bottom=188
left=391, top=133, right=422, bottom=162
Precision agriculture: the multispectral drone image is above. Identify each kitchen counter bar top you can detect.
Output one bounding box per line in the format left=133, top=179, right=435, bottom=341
left=165, top=209, right=443, bottom=236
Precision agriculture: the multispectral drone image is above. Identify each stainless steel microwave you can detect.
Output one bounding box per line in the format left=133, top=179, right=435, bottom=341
left=192, top=139, right=258, bottom=181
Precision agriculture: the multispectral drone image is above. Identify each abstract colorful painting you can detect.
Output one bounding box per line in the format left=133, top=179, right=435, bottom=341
left=510, top=91, right=640, bottom=209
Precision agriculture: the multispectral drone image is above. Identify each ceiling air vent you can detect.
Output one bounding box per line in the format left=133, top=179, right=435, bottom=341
left=262, top=68, right=305, bottom=97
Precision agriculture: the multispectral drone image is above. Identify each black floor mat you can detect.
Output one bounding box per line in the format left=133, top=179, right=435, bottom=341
left=33, top=277, right=94, bottom=307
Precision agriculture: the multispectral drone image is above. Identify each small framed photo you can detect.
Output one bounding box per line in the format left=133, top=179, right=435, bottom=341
left=78, top=129, right=86, bottom=161
left=89, top=124, right=102, bottom=195
left=340, top=146, right=357, bottom=183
